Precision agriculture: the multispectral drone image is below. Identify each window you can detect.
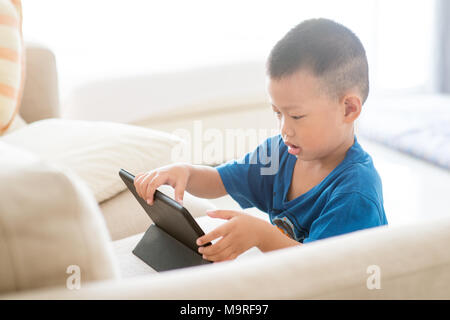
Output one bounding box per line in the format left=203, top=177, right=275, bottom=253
left=22, top=0, right=437, bottom=99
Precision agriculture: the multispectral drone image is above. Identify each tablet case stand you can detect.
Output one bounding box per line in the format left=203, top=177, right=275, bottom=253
left=133, top=224, right=212, bottom=272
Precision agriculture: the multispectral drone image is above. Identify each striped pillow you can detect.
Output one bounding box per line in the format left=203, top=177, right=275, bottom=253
left=0, top=0, right=24, bottom=136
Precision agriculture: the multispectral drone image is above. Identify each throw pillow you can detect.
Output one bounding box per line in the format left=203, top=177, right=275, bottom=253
left=0, top=0, right=25, bottom=135
left=1, top=119, right=185, bottom=202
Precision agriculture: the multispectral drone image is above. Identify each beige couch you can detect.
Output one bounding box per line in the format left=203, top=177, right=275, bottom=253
left=1, top=45, right=450, bottom=300
left=3, top=44, right=214, bottom=242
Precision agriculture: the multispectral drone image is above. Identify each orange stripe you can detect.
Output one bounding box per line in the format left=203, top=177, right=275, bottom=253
left=10, top=0, right=22, bottom=23
left=0, top=14, right=19, bottom=28
left=10, top=0, right=22, bottom=7
left=0, top=47, right=18, bottom=62
left=0, top=44, right=23, bottom=135
left=0, top=83, right=17, bottom=99
left=0, top=1, right=22, bottom=134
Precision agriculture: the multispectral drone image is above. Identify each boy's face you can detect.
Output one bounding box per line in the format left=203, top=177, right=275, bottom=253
left=266, top=69, right=355, bottom=164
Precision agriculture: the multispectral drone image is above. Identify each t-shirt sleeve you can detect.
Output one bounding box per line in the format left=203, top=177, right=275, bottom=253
left=214, top=136, right=280, bottom=212
left=303, top=192, right=384, bottom=244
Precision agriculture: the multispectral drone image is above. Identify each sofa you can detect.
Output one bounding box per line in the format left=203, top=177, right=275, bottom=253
left=1, top=44, right=450, bottom=300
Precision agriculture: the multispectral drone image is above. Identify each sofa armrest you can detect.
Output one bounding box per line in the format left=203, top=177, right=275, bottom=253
left=19, top=42, right=61, bottom=123
left=0, top=142, right=119, bottom=296
left=3, top=214, right=450, bottom=300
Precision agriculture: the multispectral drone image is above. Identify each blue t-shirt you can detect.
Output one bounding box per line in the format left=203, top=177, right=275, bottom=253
left=215, top=134, right=388, bottom=244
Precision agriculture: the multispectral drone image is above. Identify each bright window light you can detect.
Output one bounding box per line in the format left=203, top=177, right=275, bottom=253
left=22, top=0, right=437, bottom=99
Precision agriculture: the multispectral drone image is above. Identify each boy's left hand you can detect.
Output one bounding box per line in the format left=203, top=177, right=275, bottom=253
left=196, top=209, right=268, bottom=262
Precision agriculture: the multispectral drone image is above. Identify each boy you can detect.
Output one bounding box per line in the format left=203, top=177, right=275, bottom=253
left=134, top=18, right=388, bottom=262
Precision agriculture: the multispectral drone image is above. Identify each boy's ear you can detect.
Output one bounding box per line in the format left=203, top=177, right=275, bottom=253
left=341, top=94, right=362, bottom=122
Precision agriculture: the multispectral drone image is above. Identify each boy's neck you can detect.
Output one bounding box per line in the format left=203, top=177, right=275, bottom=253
left=299, top=132, right=355, bottom=171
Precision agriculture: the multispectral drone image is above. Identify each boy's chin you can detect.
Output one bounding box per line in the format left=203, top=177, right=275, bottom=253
left=294, top=152, right=316, bottom=162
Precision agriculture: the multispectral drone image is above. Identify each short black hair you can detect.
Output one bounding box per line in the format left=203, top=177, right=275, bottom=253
left=266, top=18, right=369, bottom=104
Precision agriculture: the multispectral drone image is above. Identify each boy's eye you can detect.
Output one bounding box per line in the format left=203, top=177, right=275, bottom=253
left=273, top=110, right=282, bottom=117
left=273, top=111, right=304, bottom=120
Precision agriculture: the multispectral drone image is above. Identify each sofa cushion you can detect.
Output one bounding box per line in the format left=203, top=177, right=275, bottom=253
left=112, top=232, right=156, bottom=278
left=1, top=118, right=184, bottom=203
left=63, top=61, right=268, bottom=124
left=111, top=215, right=262, bottom=278
left=0, top=0, right=25, bottom=135
left=0, top=141, right=119, bottom=295
left=358, top=94, right=450, bottom=170
left=19, top=44, right=61, bottom=123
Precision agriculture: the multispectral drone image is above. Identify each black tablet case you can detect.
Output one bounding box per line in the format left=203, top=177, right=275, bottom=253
left=119, top=169, right=212, bottom=272
left=133, top=224, right=211, bottom=272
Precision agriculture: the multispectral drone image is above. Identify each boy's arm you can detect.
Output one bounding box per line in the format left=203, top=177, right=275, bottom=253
left=185, top=164, right=228, bottom=199
left=257, top=222, right=303, bottom=252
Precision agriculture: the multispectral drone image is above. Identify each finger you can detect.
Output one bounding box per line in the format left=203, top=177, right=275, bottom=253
left=198, top=235, right=232, bottom=256
left=196, top=223, right=231, bottom=246
left=134, top=172, right=151, bottom=198
left=134, top=173, right=143, bottom=182
left=135, top=172, right=147, bottom=180
left=206, top=210, right=240, bottom=220
left=138, top=172, right=156, bottom=200
left=203, top=246, right=238, bottom=262
left=174, top=178, right=188, bottom=206
left=144, top=174, right=167, bottom=204
left=133, top=172, right=144, bottom=192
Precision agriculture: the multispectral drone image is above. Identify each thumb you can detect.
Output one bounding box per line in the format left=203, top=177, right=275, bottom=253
left=206, top=210, right=240, bottom=220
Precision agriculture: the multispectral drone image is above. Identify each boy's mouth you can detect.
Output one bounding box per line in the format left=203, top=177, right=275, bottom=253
left=285, top=141, right=301, bottom=155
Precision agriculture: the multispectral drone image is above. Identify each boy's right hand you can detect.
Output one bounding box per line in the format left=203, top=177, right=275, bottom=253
left=134, top=163, right=191, bottom=206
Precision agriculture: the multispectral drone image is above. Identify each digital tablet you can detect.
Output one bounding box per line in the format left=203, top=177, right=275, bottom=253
left=119, top=169, right=211, bottom=252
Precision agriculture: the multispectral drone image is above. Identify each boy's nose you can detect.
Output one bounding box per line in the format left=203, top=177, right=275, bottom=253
left=280, top=120, right=295, bottom=138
